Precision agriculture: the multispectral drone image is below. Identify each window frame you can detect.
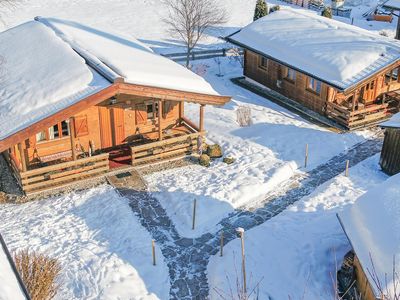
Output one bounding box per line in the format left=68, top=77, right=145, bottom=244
left=258, top=55, right=268, bottom=71
left=306, top=77, right=322, bottom=95
left=285, top=68, right=296, bottom=83
left=35, top=120, right=71, bottom=144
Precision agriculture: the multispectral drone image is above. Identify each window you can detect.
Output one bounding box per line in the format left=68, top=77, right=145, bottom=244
left=35, top=120, right=70, bottom=143
left=146, top=102, right=159, bottom=119
left=258, top=56, right=268, bottom=70
left=285, top=68, right=296, bottom=82
left=74, top=116, right=89, bottom=137
left=36, top=131, right=46, bottom=142
left=385, top=67, right=398, bottom=84
left=307, top=77, right=322, bottom=94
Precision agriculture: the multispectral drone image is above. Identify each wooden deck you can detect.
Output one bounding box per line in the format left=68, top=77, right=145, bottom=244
left=4, top=121, right=202, bottom=195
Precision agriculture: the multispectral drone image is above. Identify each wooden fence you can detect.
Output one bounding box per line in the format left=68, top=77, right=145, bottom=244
left=326, top=102, right=389, bottom=129
left=18, top=153, right=110, bottom=194
left=131, top=132, right=203, bottom=166
left=162, top=48, right=243, bottom=62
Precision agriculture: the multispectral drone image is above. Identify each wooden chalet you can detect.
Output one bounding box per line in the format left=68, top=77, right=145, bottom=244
left=0, top=18, right=230, bottom=195
left=379, top=112, right=400, bottom=175
left=226, top=8, right=400, bottom=129
left=337, top=174, right=400, bottom=300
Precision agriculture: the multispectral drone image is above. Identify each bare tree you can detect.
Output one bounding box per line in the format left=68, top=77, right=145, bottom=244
left=163, top=0, right=227, bottom=68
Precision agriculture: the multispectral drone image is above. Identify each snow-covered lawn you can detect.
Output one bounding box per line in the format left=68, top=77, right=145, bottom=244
left=0, top=186, right=169, bottom=300
left=207, top=154, right=388, bottom=300
left=144, top=58, right=374, bottom=238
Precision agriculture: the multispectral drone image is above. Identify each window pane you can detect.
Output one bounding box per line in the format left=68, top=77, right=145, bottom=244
left=316, top=80, right=321, bottom=93
left=49, top=125, right=57, bottom=140
left=36, top=131, right=46, bottom=142
left=61, top=121, right=70, bottom=136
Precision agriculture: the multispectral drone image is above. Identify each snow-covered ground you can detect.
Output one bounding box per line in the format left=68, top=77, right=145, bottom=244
left=144, top=57, right=374, bottom=238
left=0, top=186, right=170, bottom=300
left=0, top=0, right=398, bottom=298
left=207, top=154, right=388, bottom=300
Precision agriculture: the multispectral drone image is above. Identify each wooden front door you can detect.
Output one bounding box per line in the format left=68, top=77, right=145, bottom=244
left=111, top=108, right=125, bottom=145
left=99, top=106, right=113, bottom=149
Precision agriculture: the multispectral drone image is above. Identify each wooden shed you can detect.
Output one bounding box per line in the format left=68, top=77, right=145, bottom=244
left=337, top=173, right=400, bottom=300
left=226, top=8, right=400, bottom=129
left=0, top=18, right=230, bottom=195
left=379, top=113, right=400, bottom=175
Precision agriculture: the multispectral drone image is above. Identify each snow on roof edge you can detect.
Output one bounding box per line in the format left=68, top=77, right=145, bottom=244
left=227, top=8, right=400, bottom=91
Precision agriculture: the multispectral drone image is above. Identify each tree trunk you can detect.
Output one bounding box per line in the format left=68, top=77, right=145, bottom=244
left=186, top=45, right=191, bottom=68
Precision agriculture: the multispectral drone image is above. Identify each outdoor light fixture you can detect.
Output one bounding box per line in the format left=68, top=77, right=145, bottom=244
left=109, top=98, right=117, bottom=105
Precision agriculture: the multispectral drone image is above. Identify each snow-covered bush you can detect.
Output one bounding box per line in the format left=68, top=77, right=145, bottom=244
left=14, top=250, right=61, bottom=300
left=236, top=106, right=252, bottom=127
left=253, top=0, right=268, bottom=21
left=321, top=6, right=333, bottom=18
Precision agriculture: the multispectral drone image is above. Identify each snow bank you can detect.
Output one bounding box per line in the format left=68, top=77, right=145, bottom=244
left=338, top=172, right=400, bottom=298
left=208, top=155, right=387, bottom=299
left=144, top=58, right=371, bottom=238
left=37, top=17, right=220, bottom=96
left=0, top=186, right=169, bottom=300
left=227, top=8, right=400, bottom=90
left=380, top=112, right=400, bottom=128
left=0, top=239, right=26, bottom=300
left=0, top=21, right=110, bottom=141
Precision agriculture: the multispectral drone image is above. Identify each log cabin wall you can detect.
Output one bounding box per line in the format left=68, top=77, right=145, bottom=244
left=21, top=94, right=182, bottom=165
left=353, top=255, right=378, bottom=300
left=244, top=50, right=329, bottom=114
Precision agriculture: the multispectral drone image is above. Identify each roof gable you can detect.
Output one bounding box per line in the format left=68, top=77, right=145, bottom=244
left=227, top=8, right=400, bottom=91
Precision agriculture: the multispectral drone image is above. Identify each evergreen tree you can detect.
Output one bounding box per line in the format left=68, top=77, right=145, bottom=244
left=253, top=0, right=268, bottom=21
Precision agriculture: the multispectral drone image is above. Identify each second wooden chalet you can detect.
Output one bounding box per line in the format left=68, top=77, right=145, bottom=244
left=226, top=8, right=400, bottom=129
left=0, top=18, right=230, bottom=195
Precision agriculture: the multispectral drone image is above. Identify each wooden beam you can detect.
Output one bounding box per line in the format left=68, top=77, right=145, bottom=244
left=18, top=142, right=27, bottom=172
left=396, top=16, right=400, bottom=40
left=179, top=102, right=184, bottom=125
left=199, top=104, right=205, bottom=132
left=117, top=83, right=230, bottom=106
left=0, top=84, right=118, bottom=153
left=69, top=117, right=77, bottom=161
left=352, top=90, right=357, bottom=112
left=158, top=100, right=163, bottom=141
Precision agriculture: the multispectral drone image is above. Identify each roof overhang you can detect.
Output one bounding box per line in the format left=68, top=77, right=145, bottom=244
left=0, top=83, right=230, bottom=153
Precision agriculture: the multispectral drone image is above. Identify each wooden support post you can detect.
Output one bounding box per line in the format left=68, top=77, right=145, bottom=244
left=396, top=15, right=400, bottom=40
left=352, top=91, right=357, bottom=112
left=304, top=144, right=309, bottom=168
left=18, top=142, right=27, bottom=172
left=192, top=198, right=197, bottom=230
left=69, top=117, right=77, bottom=161
left=158, top=100, right=163, bottom=141
left=179, top=102, right=185, bottom=125
left=345, top=160, right=350, bottom=177
left=152, top=240, right=156, bottom=266
left=220, top=231, right=224, bottom=257
left=199, top=104, right=205, bottom=132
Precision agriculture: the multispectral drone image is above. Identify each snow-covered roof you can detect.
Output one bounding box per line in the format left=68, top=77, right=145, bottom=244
left=0, top=18, right=221, bottom=143
left=380, top=112, right=400, bottom=128
left=0, top=21, right=111, bottom=141
left=338, top=173, right=400, bottom=298
left=227, top=8, right=400, bottom=91
left=0, top=237, right=26, bottom=300
left=383, top=0, right=400, bottom=10
left=36, top=17, right=219, bottom=96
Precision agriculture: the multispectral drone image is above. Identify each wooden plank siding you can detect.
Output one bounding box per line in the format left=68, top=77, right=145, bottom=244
left=380, top=128, right=400, bottom=175
left=353, top=255, right=378, bottom=300
left=243, top=49, right=400, bottom=129
left=244, top=50, right=328, bottom=114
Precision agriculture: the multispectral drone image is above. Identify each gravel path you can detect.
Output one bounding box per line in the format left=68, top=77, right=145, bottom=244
left=111, top=138, right=382, bottom=299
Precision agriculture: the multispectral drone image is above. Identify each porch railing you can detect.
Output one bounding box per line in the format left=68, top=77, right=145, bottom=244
left=326, top=102, right=389, bottom=129
left=18, top=153, right=110, bottom=194
left=131, top=132, right=203, bottom=166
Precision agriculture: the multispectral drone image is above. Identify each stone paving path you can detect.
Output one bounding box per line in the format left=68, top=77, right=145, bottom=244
left=110, top=138, right=382, bottom=300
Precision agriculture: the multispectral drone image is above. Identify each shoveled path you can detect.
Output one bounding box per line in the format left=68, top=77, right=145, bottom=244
left=110, top=138, right=382, bottom=299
